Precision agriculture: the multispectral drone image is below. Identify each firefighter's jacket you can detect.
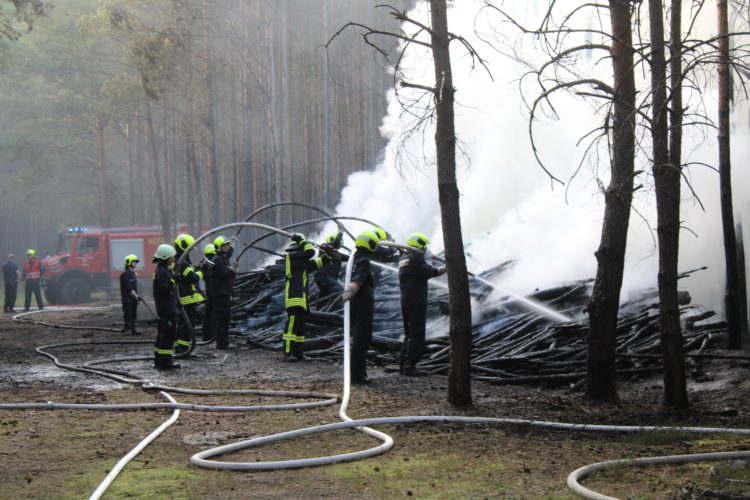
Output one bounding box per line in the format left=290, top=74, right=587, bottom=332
left=119, top=267, right=138, bottom=304
left=23, top=258, right=44, bottom=280
left=313, top=248, right=347, bottom=293
left=175, top=252, right=204, bottom=306
left=349, top=251, right=375, bottom=306
left=285, top=240, right=321, bottom=311
left=153, top=262, right=179, bottom=318
left=399, top=251, right=442, bottom=306
left=211, top=253, right=235, bottom=296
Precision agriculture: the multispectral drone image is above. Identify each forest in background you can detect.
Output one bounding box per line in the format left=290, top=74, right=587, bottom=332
left=0, top=0, right=411, bottom=263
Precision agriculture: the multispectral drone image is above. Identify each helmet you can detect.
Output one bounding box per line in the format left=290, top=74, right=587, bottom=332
left=203, top=243, right=216, bottom=256
left=354, top=230, right=380, bottom=252
left=124, top=254, right=140, bottom=267
left=372, top=227, right=388, bottom=241
left=406, top=232, right=430, bottom=251
left=26, top=249, right=36, bottom=257
left=325, top=232, right=343, bottom=249
left=153, top=244, right=176, bottom=261
left=214, top=235, right=231, bottom=248
left=174, top=233, right=195, bottom=252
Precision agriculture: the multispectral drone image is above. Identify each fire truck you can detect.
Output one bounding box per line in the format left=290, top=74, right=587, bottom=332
left=43, top=226, right=176, bottom=304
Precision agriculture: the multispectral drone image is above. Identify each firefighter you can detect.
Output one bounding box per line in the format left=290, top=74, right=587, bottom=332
left=119, top=254, right=142, bottom=335
left=199, top=243, right=216, bottom=342
left=313, top=232, right=346, bottom=300
left=23, top=249, right=44, bottom=311
left=370, top=226, right=399, bottom=286
left=211, top=235, right=235, bottom=350
left=173, top=234, right=204, bottom=354
left=3, top=254, right=20, bottom=313
left=398, top=232, right=446, bottom=376
left=341, top=230, right=380, bottom=384
left=152, top=244, right=180, bottom=369
left=282, top=233, right=323, bottom=361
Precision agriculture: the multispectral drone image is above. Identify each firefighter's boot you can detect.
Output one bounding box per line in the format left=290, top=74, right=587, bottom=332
left=154, top=353, right=181, bottom=370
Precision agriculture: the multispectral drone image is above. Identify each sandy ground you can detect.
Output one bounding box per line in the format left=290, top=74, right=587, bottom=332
left=1, top=307, right=750, bottom=499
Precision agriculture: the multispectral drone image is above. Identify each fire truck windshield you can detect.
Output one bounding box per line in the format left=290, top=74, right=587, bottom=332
left=55, top=232, right=71, bottom=254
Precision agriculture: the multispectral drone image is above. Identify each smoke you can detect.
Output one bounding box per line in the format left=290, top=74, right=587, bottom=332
left=324, top=0, right=750, bottom=314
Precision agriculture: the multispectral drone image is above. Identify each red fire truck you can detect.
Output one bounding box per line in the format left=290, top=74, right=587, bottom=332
left=43, top=226, right=176, bottom=304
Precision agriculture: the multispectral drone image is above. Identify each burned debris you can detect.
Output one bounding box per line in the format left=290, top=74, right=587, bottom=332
left=224, top=261, right=728, bottom=387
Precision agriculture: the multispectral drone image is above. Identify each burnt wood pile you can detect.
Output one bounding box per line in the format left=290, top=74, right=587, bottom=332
left=222, top=259, right=728, bottom=387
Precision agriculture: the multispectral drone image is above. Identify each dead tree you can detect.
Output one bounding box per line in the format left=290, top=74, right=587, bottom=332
left=649, top=0, right=688, bottom=409
left=329, top=2, right=488, bottom=407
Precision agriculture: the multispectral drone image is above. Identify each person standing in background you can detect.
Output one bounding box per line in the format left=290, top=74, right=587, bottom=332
left=119, top=254, right=142, bottom=335
left=3, top=254, right=20, bottom=313
left=23, top=249, right=44, bottom=311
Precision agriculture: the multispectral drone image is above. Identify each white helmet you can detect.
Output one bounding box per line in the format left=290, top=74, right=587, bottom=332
left=153, top=244, right=176, bottom=261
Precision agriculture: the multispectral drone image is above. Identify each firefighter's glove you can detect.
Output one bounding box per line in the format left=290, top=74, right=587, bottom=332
left=438, top=267, right=447, bottom=276
left=291, top=233, right=304, bottom=244
left=136, top=295, right=143, bottom=303
left=319, top=243, right=336, bottom=254
left=341, top=283, right=359, bottom=302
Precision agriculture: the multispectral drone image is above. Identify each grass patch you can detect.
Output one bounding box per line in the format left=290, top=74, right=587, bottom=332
left=61, top=462, right=200, bottom=500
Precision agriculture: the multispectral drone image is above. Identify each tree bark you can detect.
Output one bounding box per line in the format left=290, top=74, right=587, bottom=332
left=429, top=0, right=473, bottom=408
left=650, top=0, right=688, bottom=409
left=718, top=0, right=741, bottom=350
left=586, top=0, right=637, bottom=402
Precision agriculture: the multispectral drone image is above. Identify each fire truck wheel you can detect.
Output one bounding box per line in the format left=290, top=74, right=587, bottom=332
left=60, top=278, right=91, bottom=304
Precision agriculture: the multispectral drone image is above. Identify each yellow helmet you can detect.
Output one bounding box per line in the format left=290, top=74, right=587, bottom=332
left=214, top=235, right=231, bottom=248
left=174, top=233, right=195, bottom=252
left=124, top=254, right=140, bottom=267
left=372, top=227, right=388, bottom=241
left=203, top=243, right=216, bottom=256
left=354, top=230, right=380, bottom=252
left=406, top=232, right=430, bottom=251
left=325, top=232, right=343, bottom=249
left=26, top=249, right=36, bottom=257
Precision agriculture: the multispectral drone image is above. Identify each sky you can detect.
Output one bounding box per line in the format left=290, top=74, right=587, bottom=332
left=317, top=0, right=750, bottom=316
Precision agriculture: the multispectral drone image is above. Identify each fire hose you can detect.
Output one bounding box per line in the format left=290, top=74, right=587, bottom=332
left=2, top=224, right=750, bottom=498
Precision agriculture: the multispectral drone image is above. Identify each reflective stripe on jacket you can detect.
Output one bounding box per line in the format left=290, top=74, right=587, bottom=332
left=284, top=241, right=320, bottom=310
left=24, top=258, right=42, bottom=280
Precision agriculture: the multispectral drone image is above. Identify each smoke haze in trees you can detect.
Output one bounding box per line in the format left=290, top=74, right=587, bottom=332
left=321, top=0, right=750, bottom=316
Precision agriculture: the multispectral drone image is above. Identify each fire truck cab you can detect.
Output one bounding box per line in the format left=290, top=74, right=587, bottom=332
left=44, top=226, right=168, bottom=304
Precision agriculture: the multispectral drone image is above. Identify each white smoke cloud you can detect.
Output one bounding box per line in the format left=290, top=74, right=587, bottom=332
left=327, top=0, right=749, bottom=314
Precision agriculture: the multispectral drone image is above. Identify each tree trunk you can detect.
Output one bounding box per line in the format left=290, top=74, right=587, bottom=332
left=202, top=0, right=219, bottom=226
left=429, top=0, right=473, bottom=408
left=94, top=115, right=108, bottom=227
left=144, top=99, right=171, bottom=238
left=718, top=0, right=741, bottom=350
left=586, top=0, right=637, bottom=402
left=650, top=0, right=688, bottom=409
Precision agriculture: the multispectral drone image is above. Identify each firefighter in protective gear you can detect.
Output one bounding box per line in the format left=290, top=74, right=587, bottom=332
left=199, top=243, right=216, bottom=341
left=3, top=253, right=20, bottom=313
left=370, top=227, right=399, bottom=288
left=341, top=230, right=380, bottom=384
left=152, top=244, right=180, bottom=369
left=23, top=248, right=44, bottom=311
left=399, top=232, right=446, bottom=376
left=120, top=254, right=142, bottom=335
left=313, top=232, right=347, bottom=300
left=282, top=233, right=323, bottom=360
left=173, top=234, right=204, bottom=354
left=211, top=236, right=235, bottom=349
